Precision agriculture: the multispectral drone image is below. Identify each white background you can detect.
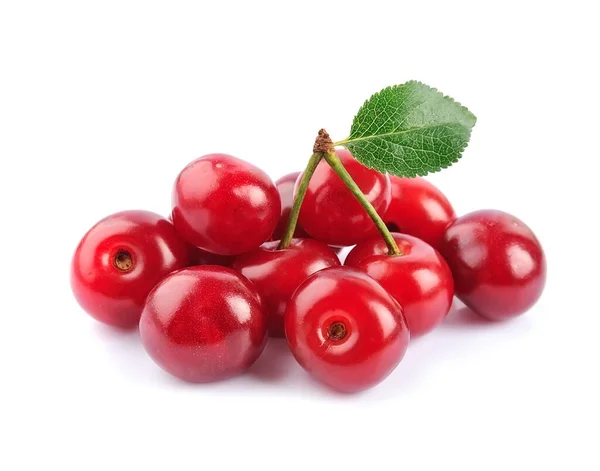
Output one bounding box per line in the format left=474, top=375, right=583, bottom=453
left=1, top=1, right=598, bottom=469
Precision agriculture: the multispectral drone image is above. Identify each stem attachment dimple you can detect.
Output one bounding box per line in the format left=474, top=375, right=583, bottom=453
left=277, top=151, right=324, bottom=250
left=114, top=250, right=134, bottom=272
left=327, top=322, right=347, bottom=341
left=324, top=150, right=401, bottom=256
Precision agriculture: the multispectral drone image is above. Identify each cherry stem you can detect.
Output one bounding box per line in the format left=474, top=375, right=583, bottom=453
left=278, top=152, right=323, bottom=250
left=324, top=150, right=401, bottom=256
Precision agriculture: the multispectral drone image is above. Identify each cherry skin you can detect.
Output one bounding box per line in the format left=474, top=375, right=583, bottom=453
left=71, top=210, right=192, bottom=329
left=270, top=172, right=342, bottom=257
left=345, top=233, right=454, bottom=336
left=439, top=209, right=546, bottom=321
left=285, top=267, right=409, bottom=393
left=270, top=172, right=309, bottom=241
left=231, top=238, right=340, bottom=337
left=167, top=213, right=234, bottom=267
left=139, top=266, right=268, bottom=382
left=297, top=148, right=391, bottom=246
left=172, top=153, right=281, bottom=255
left=270, top=172, right=345, bottom=258
left=384, top=176, right=456, bottom=252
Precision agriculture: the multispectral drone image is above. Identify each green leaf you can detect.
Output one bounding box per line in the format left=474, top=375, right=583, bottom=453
left=339, top=81, right=476, bottom=177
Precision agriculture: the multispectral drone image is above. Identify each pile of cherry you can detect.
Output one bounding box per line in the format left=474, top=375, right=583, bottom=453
left=71, top=150, right=546, bottom=393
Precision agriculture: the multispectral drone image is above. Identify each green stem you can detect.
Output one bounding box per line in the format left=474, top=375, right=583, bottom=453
left=324, top=151, right=401, bottom=256
left=278, top=152, right=323, bottom=250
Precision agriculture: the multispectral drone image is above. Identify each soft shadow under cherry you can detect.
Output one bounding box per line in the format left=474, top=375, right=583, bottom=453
left=92, top=322, right=163, bottom=384
left=443, top=303, right=495, bottom=327
left=249, top=338, right=297, bottom=382
left=92, top=322, right=141, bottom=341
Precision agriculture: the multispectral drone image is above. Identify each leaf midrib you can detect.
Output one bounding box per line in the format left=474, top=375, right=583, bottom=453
left=334, top=123, right=468, bottom=147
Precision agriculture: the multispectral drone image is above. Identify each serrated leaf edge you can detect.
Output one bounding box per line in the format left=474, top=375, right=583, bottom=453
left=343, top=81, right=476, bottom=143
left=345, top=126, right=473, bottom=178
left=339, top=80, right=477, bottom=178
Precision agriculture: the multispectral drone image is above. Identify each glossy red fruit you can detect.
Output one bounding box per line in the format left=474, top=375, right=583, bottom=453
left=285, top=267, right=409, bottom=393
left=346, top=233, right=454, bottom=336
left=172, top=154, right=281, bottom=255
left=297, top=149, right=391, bottom=246
left=232, top=239, right=340, bottom=337
left=71, top=210, right=192, bottom=328
left=167, top=213, right=234, bottom=267
left=140, top=266, right=268, bottom=382
left=439, top=209, right=546, bottom=320
left=384, top=176, right=456, bottom=252
left=270, top=172, right=309, bottom=241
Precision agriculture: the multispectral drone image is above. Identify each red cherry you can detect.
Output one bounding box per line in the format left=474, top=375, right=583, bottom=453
left=439, top=209, right=546, bottom=320
left=384, top=176, right=456, bottom=252
left=71, top=210, right=191, bottom=329
left=297, top=149, right=391, bottom=246
left=231, top=238, right=340, bottom=337
left=167, top=213, right=234, bottom=267
left=139, top=266, right=268, bottom=382
left=270, top=172, right=309, bottom=241
left=285, top=267, right=409, bottom=393
left=172, top=154, right=281, bottom=255
left=345, top=233, right=454, bottom=336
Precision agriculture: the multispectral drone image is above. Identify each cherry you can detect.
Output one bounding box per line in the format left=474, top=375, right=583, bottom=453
left=297, top=148, right=391, bottom=246
left=167, top=213, right=234, bottom=266
left=384, top=176, right=456, bottom=252
left=345, top=233, right=454, bottom=336
left=439, top=209, right=546, bottom=320
left=71, top=210, right=192, bottom=329
left=139, top=266, right=268, bottom=382
left=270, top=172, right=343, bottom=257
left=172, top=153, right=281, bottom=255
left=231, top=238, right=340, bottom=337
left=284, top=267, right=409, bottom=393
left=270, top=172, right=309, bottom=241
